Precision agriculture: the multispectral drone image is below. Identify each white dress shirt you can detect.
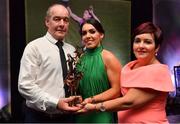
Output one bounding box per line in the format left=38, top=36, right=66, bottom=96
left=18, top=32, right=75, bottom=114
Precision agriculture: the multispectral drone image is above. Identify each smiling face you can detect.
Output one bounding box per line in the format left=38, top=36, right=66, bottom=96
left=133, top=33, right=159, bottom=62
left=45, top=5, right=70, bottom=40
left=81, top=23, right=104, bottom=49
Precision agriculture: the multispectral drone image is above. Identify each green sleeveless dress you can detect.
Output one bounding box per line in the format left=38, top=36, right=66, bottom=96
left=76, top=45, right=114, bottom=123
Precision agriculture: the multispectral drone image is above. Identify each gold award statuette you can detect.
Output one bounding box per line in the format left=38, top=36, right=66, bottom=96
left=65, top=47, right=84, bottom=106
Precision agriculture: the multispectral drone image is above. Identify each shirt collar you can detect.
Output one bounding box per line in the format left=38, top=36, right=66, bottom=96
left=45, top=32, right=65, bottom=45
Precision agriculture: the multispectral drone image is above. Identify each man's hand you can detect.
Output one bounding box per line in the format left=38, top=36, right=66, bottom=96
left=57, top=96, right=82, bottom=113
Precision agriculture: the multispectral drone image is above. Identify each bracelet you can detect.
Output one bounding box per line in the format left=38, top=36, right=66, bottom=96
left=99, top=102, right=106, bottom=112
left=91, top=96, right=96, bottom=103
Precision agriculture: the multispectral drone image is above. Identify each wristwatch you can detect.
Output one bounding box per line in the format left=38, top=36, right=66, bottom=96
left=99, top=102, right=106, bottom=112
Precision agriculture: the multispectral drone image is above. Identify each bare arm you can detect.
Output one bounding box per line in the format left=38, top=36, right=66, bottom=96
left=97, top=88, right=159, bottom=112
left=79, top=88, right=160, bottom=113
left=67, top=6, right=83, bottom=24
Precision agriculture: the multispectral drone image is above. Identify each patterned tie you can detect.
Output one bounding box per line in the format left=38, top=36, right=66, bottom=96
left=56, top=41, right=70, bottom=97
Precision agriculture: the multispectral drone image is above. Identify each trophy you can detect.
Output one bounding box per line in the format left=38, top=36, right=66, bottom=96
left=65, top=47, right=84, bottom=106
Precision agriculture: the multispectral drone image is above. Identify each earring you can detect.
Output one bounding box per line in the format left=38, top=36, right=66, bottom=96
left=155, top=52, right=158, bottom=56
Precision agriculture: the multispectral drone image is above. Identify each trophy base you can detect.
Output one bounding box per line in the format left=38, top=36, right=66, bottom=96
left=69, top=96, right=81, bottom=106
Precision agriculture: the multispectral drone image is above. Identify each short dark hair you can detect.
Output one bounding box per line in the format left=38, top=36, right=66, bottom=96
left=132, top=22, right=163, bottom=48
left=79, top=18, right=105, bottom=35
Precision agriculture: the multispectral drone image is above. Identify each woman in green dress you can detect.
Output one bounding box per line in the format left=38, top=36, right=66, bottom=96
left=75, top=18, right=122, bottom=123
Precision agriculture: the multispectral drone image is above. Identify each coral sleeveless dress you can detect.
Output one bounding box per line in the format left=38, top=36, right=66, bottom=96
left=118, top=60, right=174, bottom=124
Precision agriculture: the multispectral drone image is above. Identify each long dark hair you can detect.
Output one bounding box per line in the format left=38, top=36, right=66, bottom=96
left=79, top=18, right=105, bottom=35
